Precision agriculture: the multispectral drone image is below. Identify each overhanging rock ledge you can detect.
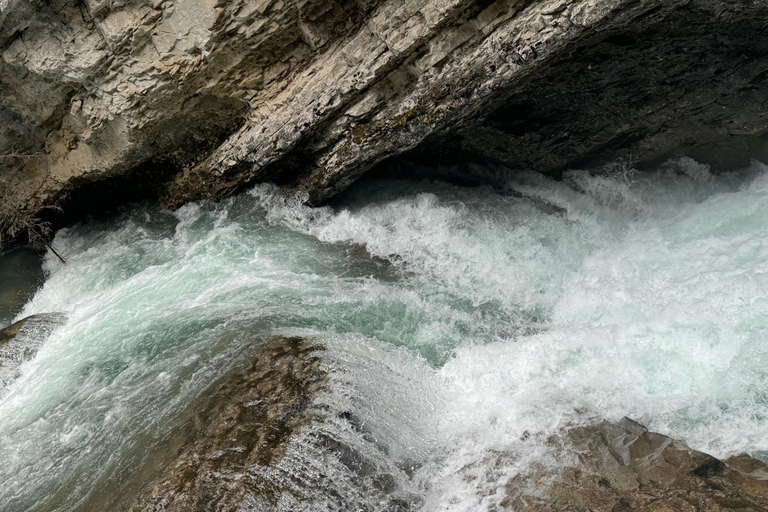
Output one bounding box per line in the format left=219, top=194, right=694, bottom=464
left=1, top=0, right=767, bottom=246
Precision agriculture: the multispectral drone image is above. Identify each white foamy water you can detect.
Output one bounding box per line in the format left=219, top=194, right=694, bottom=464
left=1, top=158, right=767, bottom=511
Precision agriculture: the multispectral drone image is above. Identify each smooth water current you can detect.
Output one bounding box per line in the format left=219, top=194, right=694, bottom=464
left=2, top=158, right=768, bottom=510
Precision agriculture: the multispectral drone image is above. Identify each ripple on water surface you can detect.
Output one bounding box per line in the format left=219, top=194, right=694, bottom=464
left=1, top=158, right=768, bottom=511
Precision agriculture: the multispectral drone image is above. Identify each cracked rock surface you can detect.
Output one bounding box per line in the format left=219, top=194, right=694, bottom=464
left=504, top=418, right=768, bottom=512
left=1, top=0, right=767, bottom=246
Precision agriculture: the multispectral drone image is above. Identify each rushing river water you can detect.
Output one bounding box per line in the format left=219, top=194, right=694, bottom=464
left=2, top=158, right=768, bottom=510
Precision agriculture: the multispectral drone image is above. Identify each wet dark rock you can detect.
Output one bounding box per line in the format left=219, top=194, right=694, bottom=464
left=0, top=247, right=44, bottom=325
left=131, top=336, right=328, bottom=512
left=0, top=316, right=30, bottom=348
left=130, top=335, right=421, bottom=512
left=502, top=418, right=768, bottom=511
left=128, top=339, right=768, bottom=511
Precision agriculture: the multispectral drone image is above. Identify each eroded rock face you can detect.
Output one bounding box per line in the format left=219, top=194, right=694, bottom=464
left=504, top=418, right=768, bottom=511
left=1, top=0, right=767, bottom=246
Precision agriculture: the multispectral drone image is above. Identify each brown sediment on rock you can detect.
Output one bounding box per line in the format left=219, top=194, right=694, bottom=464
left=2, top=0, right=768, bottom=247
left=130, top=336, right=327, bottom=512
left=503, top=418, right=768, bottom=511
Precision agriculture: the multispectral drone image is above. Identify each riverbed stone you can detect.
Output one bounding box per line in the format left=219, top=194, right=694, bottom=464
left=130, top=334, right=425, bottom=512
left=1, top=0, right=767, bottom=248
left=502, top=418, right=768, bottom=511
left=131, top=336, right=327, bottom=512
left=0, top=316, right=31, bottom=348
left=129, top=337, right=768, bottom=512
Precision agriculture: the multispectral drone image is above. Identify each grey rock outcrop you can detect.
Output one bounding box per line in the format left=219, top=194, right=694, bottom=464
left=1, top=0, right=767, bottom=246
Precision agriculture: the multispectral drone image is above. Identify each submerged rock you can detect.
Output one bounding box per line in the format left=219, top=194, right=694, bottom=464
left=1, top=0, right=768, bottom=246
left=503, top=418, right=768, bottom=511
left=132, top=336, right=328, bottom=512
left=131, top=335, right=421, bottom=512
left=0, top=313, right=65, bottom=392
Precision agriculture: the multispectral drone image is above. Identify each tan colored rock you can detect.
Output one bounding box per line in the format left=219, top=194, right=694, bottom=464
left=2, top=0, right=768, bottom=247
left=0, top=316, right=29, bottom=347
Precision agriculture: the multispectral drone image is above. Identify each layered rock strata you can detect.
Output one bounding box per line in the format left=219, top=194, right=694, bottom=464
left=2, top=0, right=768, bottom=247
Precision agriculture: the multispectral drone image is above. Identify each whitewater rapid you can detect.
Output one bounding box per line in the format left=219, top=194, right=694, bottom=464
left=1, top=158, right=768, bottom=510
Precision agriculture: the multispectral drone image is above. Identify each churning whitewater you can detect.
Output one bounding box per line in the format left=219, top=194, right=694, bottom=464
left=1, top=159, right=768, bottom=511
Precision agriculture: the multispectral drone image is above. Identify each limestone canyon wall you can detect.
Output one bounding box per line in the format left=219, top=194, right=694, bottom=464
left=1, top=0, right=767, bottom=247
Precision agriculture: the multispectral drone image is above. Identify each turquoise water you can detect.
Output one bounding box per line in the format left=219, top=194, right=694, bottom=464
left=2, top=158, right=768, bottom=510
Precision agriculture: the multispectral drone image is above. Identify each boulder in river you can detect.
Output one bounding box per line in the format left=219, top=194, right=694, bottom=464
left=132, top=335, right=768, bottom=512
left=131, top=334, right=422, bottom=511
left=132, top=336, right=328, bottom=512
left=503, top=417, right=768, bottom=511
